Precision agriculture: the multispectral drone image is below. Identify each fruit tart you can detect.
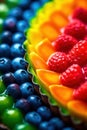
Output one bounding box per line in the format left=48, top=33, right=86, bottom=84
left=24, top=0, right=87, bottom=128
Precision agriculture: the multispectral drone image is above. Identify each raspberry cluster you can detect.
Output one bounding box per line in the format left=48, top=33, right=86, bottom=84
left=47, top=7, right=87, bottom=102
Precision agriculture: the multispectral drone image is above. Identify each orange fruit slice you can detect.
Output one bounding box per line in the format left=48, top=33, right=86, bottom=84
left=35, top=38, right=55, bottom=61
left=49, top=85, right=74, bottom=107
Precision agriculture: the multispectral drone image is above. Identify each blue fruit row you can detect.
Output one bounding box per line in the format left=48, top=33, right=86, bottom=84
left=0, top=0, right=75, bottom=130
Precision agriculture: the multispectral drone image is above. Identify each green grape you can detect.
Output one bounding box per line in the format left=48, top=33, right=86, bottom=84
left=13, top=123, right=37, bottom=130
left=0, top=79, right=6, bottom=94
left=2, top=108, right=23, bottom=129
left=0, top=95, right=13, bottom=114
left=0, top=4, right=9, bottom=18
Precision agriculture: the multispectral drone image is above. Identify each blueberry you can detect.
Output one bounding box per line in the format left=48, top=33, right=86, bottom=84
left=19, top=0, right=31, bottom=10
left=17, top=20, right=29, bottom=33
left=23, top=10, right=34, bottom=21
left=6, top=83, right=21, bottom=99
left=11, top=43, right=25, bottom=58
left=49, top=117, right=65, bottom=129
left=15, top=99, right=30, bottom=113
left=27, top=95, right=42, bottom=110
left=14, top=69, right=31, bottom=84
left=4, top=17, right=17, bottom=32
left=0, top=44, right=10, bottom=58
left=20, top=82, right=34, bottom=98
left=12, top=32, right=25, bottom=43
left=62, top=127, right=75, bottom=130
left=2, top=72, right=16, bottom=85
left=9, top=7, right=23, bottom=20
left=0, top=58, right=11, bottom=73
left=30, top=2, right=41, bottom=11
left=37, top=106, right=52, bottom=120
left=1, top=31, right=12, bottom=44
left=25, top=111, right=42, bottom=126
left=39, top=122, right=55, bottom=130
left=12, top=57, right=28, bottom=71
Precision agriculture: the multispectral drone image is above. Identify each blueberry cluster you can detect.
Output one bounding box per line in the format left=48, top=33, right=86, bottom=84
left=0, top=0, right=75, bottom=130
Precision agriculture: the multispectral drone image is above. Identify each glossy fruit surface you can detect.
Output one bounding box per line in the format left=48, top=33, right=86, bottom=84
left=2, top=108, right=23, bottom=129
left=0, top=95, right=13, bottom=114
left=13, top=123, right=37, bottom=130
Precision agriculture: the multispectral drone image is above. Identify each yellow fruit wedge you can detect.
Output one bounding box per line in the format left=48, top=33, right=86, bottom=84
left=27, top=29, right=44, bottom=45
left=36, top=69, right=60, bottom=90
left=29, top=52, right=48, bottom=69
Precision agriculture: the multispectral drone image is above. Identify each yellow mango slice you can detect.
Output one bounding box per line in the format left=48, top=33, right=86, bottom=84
left=36, top=69, right=60, bottom=90
left=27, top=29, right=43, bottom=45
left=68, top=100, right=87, bottom=121
left=49, top=85, right=74, bottom=107
left=35, top=39, right=55, bottom=61
left=40, top=21, right=60, bottom=41
left=29, top=52, right=48, bottom=69
left=50, top=11, right=68, bottom=28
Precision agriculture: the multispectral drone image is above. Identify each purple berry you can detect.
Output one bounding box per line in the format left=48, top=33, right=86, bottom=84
left=2, top=72, right=16, bottom=85
left=4, top=17, right=17, bottom=32
left=15, top=99, right=30, bottom=113
left=6, top=83, right=21, bottom=99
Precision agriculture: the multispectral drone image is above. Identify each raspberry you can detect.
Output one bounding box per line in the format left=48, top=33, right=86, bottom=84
left=64, top=20, right=87, bottom=40
left=68, top=40, right=87, bottom=66
left=47, top=52, right=69, bottom=73
left=60, top=64, right=84, bottom=87
left=72, top=7, right=87, bottom=24
left=73, top=82, right=87, bottom=101
left=82, top=65, right=87, bottom=81
left=84, top=35, right=87, bottom=40
left=52, top=34, right=77, bottom=53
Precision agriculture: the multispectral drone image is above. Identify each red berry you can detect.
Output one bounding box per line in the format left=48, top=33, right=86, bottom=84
left=82, top=65, right=87, bottom=81
left=47, top=52, right=69, bottom=73
left=52, top=34, right=77, bottom=53
left=73, top=82, right=87, bottom=101
left=63, top=20, right=87, bottom=40
left=84, top=35, right=87, bottom=40
left=72, top=7, right=87, bottom=24
left=68, top=40, right=87, bottom=66
left=60, top=64, right=84, bottom=87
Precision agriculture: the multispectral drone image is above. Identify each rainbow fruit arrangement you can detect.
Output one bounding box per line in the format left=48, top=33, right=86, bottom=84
left=0, top=0, right=77, bottom=130
left=24, top=0, right=87, bottom=127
